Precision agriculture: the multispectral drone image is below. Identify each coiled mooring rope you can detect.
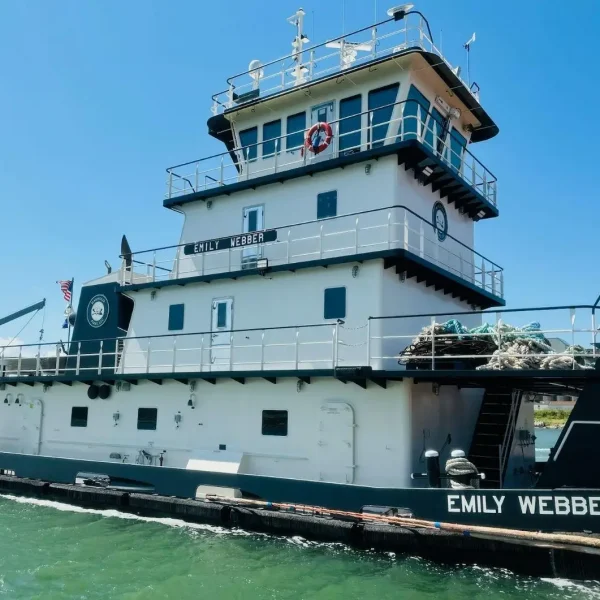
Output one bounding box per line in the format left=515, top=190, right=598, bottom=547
left=445, top=456, right=480, bottom=489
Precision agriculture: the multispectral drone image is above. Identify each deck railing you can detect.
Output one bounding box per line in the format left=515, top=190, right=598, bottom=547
left=0, top=306, right=597, bottom=379
left=166, top=99, right=497, bottom=207
left=119, top=205, right=504, bottom=299
left=211, top=14, right=477, bottom=114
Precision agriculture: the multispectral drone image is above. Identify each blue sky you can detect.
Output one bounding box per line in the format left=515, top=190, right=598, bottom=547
left=0, top=0, right=598, bottom=345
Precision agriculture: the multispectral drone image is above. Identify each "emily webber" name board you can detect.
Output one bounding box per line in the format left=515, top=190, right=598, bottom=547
left=183, top=230, right=277, bottom=256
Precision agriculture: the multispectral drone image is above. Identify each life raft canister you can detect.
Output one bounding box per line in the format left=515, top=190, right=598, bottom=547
left=305, top=122, right=333, bottom=154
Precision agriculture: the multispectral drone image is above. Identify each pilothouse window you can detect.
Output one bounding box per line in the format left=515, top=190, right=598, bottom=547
left=339, top=95, right=362, bottom=152
left=262, top=120, right=281, bottom=157
left=368, top=83, right=400, bottom=148
left=286, top=112, right=306, bottom=152
left=240, top=127, right=258, bottom=162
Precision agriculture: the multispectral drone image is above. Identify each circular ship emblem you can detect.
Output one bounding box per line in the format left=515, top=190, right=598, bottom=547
left=87, top=294, right=109, bottom=328
left=432, top=201, right=448, bottom=242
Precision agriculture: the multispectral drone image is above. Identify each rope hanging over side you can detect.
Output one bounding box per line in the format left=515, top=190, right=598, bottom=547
left=445, top=456, right=480, bottom=489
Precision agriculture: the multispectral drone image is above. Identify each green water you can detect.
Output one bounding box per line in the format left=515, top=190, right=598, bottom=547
left=0, top=495, right=597, bottom=599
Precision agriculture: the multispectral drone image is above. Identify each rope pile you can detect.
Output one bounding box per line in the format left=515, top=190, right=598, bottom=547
left=399, top=320, right=595, bottom=370
left=445, top=456, right=480, bottom=489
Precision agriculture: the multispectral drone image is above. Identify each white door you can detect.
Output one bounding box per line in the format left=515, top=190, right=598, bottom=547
left=310, top=101, right=335, bottom=160
left=242, top=206, right=264, bottom=267
left=317, top=402, right=355, bottom=483
left=19, top=398, right=43, bottom=455
left=210, top=298, right=233, bottom=368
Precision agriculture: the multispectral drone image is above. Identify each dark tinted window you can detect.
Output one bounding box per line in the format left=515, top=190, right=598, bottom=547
left=262, top=410, right=288, bottom=436
left=168, top=304, right=184, bottom=331
left=324, top=287, right=346, bottom=320
left=216, top=302, right=227, bottom=328
left=286, top=112, right=306, bottom=151
left=339, top=95, right=362, bottom=152
left=70, top=406, right=88, bottom=428
left=404, top=85, right=430, bottom=141
left=137, top=408, right=158, bottom=431
left=449, top=128, right=467, bottom=172
left=368, top=83, right=399, bottom=148
left=240, top=127, right=258, bottom=162
left=262, top=120, right=281, bottom=157
left=317, top=191, right=337, bottom=220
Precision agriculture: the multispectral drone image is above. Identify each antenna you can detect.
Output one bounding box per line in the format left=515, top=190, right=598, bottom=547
left=463, top=32, right=476, bottom=86
left=248, top=59, right=264, bottom=90
left=326, top=40, right=374, bottom=69
left=288, top=8, right=309, bottom=85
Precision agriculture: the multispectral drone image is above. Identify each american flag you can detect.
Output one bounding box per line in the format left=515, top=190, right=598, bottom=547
left=58, top=279, right=73, bottom=303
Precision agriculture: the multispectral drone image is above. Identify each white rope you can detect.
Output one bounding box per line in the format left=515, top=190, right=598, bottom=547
left=445, top=456, right=480, bottom=489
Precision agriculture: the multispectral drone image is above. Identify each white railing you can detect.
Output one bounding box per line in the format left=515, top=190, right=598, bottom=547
left=0, top=307, right=597, bottom=379
left=211, top=14, right=477, bottom=114
left=119, top=205, right=504, bottom=299
left=167, top=101, right=497, bottom=207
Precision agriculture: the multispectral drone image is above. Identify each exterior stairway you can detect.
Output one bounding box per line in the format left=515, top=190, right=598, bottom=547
left=468, top=389, right=522, bottom=489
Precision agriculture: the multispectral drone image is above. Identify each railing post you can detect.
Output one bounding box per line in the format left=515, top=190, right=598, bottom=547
left=146, top=340, right=151, bottom=374
left=366, top=319, right=371, bottom=367
left=483, top=170, right=488, bottom=200
left=199, top=335, right=204, bottom=371
left=333, top=324, right=339, bottom=368
left=220, top=156, right=225, bottom=185
left=174, top=251, right=180, bottom=279
left=471, top=156, right=476, bottom=186
left=260, top=332, right=265, bottom=370
left=419, top=221, right=424, bottom=258
left=430, top=316, right=436, bottom=370
left=227, top=83, right=234, bottom=108
left=273, top=138, right=279, bottom=173
left=287, top=229, right=291, bottom=264
left=17, top=346, right=22, bottom=377
left=355, top=217, right=359, bottom=253
left=76, top=342, right=81, bottom=375
left=481, top=257, right=486, bottom=290
left=172, top=337, right=177, bottom=373
left=98, top=340, right=104, bottom=375
left=319, top=225, right=324, bottom=259
left=295, top=328, right=299, bottom=369
left=195, top=164, right=199, bottom=191
left=571, top=308, right=576, bottom=370
left=201, top=251, right=205, bottom=276
left=168, top=171, right=173, bottom=199
left=35, top=345, right=41, bottom=376
left=55, top=344, right=60, bottom=375
left=229, top=333, right=234, bottom=370
left=152, top=252, right=157, bottom=282
left=309, top=49, right=315, bottom=79
left=500, top=271, right=504, bottom=299
left=491, top=266, right=496, bottom=297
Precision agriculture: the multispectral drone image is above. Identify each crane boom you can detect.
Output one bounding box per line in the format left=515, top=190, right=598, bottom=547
left=0, top=299, right=46, bottom=328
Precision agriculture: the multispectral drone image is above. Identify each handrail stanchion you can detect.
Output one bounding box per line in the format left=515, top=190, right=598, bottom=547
left=174, top=251, right=180, bottom=279
left=420, top=220, right=424, bottom=258
left=168, top=171, right=173, bottom=199
left=146, top=340, right=151, bottom=374
left=172, top=337, right=177, bottom=373
left=55, top=344, right=60, bottom=375
left=260, top=332, right=265, bottom=370
left=295, top=328, right=299, bottom=369
left=274, top=138, right=279, bottom=173
left=319, top=225, right=324, bottom=259
left=404, top=209, right=409, bottom=250
left=35, top=345, right=41, bottom=376
left=76, top=342, right=81, bottom=376
left=98, top=341, right=104, bottom=375
left=355, top=217, right=359, bottom=253
left=366, top=319, right=371, bottom=367
left=287, top=229, right=291, bottom=264
left=199, top=335, right=204, bottom=371
left=195, top=164, right=199, bottom=191
left=17, top=346, right=22, bottom=377
left=333, top=324, right=338, bottom=368
left=152, top=252, right=157, bottom=282
left=430, top=316, right=436, bottom=370
left=220, top=155, right=224, bottom=185
left=593, top=311, right=597, bottom=359
left=229, top=333, right=234, bottom=371
left=571, top=308, right=576, bottom=370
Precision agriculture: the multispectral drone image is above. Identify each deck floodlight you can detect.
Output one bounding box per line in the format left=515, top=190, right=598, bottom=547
left=387, top=4, right=414, bottom=20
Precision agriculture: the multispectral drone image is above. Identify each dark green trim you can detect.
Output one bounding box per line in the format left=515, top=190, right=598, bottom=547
left=164, top=139, right=499, bottom=223
left=122, top=247, right=505, bottom=309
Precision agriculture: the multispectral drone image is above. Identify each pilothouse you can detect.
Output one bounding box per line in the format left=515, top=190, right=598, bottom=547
left=1, top=5, right=600, bottom=536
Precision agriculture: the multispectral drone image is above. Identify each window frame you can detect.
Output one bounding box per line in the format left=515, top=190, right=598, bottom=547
left=168, top=303, right=185, bottom=331
left=317, top=190, right=337, bottom=220
left=261, top=410, right=288, bottom=436
left=239, top=126, right=258, bottom=162
left=286, top=112, right=306, bottom=152
left=70, top=406, right=88, bottom=428
left=339, top=94, right=362, bottom=153
left=368, top=83, right=400, bottom=148
left=324, top=286, right=347, bottom=320
left=262, top=119, right=282, bottom=157
left=137, top=407, right=158, bottom=431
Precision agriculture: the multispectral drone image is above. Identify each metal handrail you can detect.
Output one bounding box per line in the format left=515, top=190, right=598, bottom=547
left=210, top=14, right=475, bottom=114
left=166, top=99, right=497, bottom=204
left=122, top=204, right=503, bottom=272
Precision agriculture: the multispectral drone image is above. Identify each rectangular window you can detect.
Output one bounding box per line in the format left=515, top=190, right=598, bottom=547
left=137, top=408, right=158, bottom=431
left=324, top=287, right=346, bottom=320
left=317, top=191, right=337, bottom=220
left=262, top=119, right=281, bottom=157
left=286, top=112, right=306, bottom=152
left=262, top=410, right=288, bottom=436
left=403, top=85, right=430, bottom=141
left=216, top=302, right=227, bottom=328
left=239, top=127, right=258, bottom=162
left=449, top=128, right=467, bottom=172
left=70, top=406, right=88, bottom=428
left=339, top=95, right=362, bottom=153
left=168, top=304, right=184, bottom=331
left=425, top=108, right=448, bottom=158
left=368, top=83, right=399, bottom=148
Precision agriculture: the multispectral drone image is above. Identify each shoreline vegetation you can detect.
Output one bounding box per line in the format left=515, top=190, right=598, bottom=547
left=534, top=408, right=570, bottom=429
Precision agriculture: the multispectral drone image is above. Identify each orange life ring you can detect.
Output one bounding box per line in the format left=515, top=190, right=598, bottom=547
left=305, top=122, right=333, bottom=154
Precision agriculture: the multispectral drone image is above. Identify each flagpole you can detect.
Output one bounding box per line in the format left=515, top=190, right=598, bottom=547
left=67, top=278, right=74, bottom=347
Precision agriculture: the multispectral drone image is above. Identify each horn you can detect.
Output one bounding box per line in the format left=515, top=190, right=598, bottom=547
left=121, top=235, right=132, bottom=269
